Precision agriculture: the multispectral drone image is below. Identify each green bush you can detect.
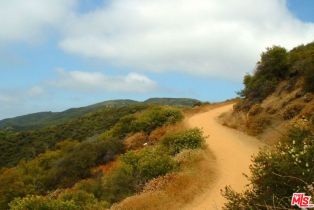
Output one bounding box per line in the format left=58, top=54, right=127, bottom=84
left=73, top=178, right=104, bottom=199
left=102, top=146, right=177, bottom=204
left=102, top=165, right=138, bottom=203
left=237, top=46, right=288, bottom=106
left=9, top=190, right=110, bottom=210
left=256, top=46, right=288, bottom=79
left=132, top=107, right=183, bottom=134
left=58, top=190, right=97, bottom=207
left=122, top=147, right=178, bottom=181
left=223, top=119, right=314, bottom=209
left=107, top=106, right=183, bottom=138
left=52, top=137, right=124, bottom=187
left=9, top=195, right=79, bottom=210
left=161, top=129, right=205, bottom=155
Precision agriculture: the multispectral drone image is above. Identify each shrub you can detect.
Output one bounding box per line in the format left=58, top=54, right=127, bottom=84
left=256, top=46, right=288, bottom=79
left=110, top=115, right=137, bottom=138
left=248, top=104, right=263, bottom=116
left=108, top=107, right=183, bottom=138
left=102, top=165, right=138, bottom=203
left=9, top=195, right=79, bottom=210
left=223, top=118, right=314, bottom=209
left=102, top=146, right=177, bottom=204
left=58, top=189, right=97, bottom=207
left=239, top=74, right=278, bottom=102
left=239, top=46, right=288, bottom=100
left=73, top=178, right=105, bottom=199
left=121, top=147, right=178, bottom=181
left=161, top=129, right=205, bottom=155
left=246, top=115, right=270, bottom=135
left=124, top=132, right=148, bottom=150
left=53, top=137, right=124, bottom=187
left=132, top=107, right=183, bottom=134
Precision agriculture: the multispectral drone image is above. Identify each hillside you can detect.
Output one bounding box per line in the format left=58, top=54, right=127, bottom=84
left=1, top=41, right=312, bottom=210
left=219, top=42, right=314, bottom=209
left=0, top=98, right=200, bottom=131
left=144, top=98, right=201, bottom=107
left=0, top=102, right=212, bottom=210
left=220, top=42, right=314, bottom=144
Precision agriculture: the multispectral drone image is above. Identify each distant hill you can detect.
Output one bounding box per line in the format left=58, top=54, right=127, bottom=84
left=0, top=99, right=138, bottom=131
left=144, top=98, right=200, bottom=107
left=0, top=98, right=200, bottom=131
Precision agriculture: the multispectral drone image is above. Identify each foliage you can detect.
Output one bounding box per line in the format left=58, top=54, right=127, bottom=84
left=246, top=115, right=270, bottom=135
left=52, top=137, right=124, bottom=188
left=0, top=98, right=197, bottom=131
left=238, top=42, right=314, bottom=110
left=122, top=147, right=178, bottom=181
left=0, top=104, right=185, bottom=208
left=0, top=105, right=147, bottom=168
left=0, top=137, right=123, bottom=209
left=132, top=107, right=183, bottom=134
left=256, top=46, right=288, bottom=79
left=0, top=100, right=139, bottom=131
left=238, top=46, right=288, bottom=102
left=9, top=190, right=111, bottom=210
left=102, top=146, right=178, bottom=203
left=9, top=195, right=79, bottom=210
left=144, top=98, right=201, bottom=107
left=161, top=128, right=205, bottom=155
left=223, top=118, right=314, bottom=209
left=288, top=42, right=314, bottom=93
left=108, top=106, right=183, bottom=138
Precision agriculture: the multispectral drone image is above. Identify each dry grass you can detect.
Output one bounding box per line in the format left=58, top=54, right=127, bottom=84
left=124, top=132, right=148, bottom=150
left=218, top=80, right=314, bottom=145
left=218, top=109, right=247, bottom=131
left=148, top=123, right=186, bottom=143
left=183, top=99, right=238, bottom=118
left=110, top=149, right=216, bottom=210
left=123, top=123, right=187, bottom=151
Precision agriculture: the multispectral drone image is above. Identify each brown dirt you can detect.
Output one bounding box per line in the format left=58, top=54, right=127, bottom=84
left=184, top=104, right=265, bottom=210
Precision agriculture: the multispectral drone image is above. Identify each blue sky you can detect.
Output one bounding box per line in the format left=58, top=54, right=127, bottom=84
left=0, top=0, right=314, bottom=119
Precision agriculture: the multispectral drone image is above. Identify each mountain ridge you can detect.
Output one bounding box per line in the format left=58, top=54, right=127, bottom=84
left=0, top=98, right=200, bottom=131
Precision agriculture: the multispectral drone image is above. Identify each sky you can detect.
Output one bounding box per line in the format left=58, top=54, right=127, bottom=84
left=0, top=0, right=314, bottom=119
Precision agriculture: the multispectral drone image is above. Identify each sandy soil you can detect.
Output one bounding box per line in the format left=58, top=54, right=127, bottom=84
left=184, top=104, right=265, bottom=210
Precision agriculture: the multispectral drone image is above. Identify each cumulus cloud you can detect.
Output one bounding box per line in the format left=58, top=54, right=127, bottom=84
left=0, top=0, right=76, bottom=43
left=50, top=69, right=157, bottom=93
left=60, top=0, right=314, bottom=80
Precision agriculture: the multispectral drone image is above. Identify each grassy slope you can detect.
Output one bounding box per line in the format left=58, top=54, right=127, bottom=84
left=219, top=80, right=314, bottom=144
left=0, top=98, right=200, bottom=131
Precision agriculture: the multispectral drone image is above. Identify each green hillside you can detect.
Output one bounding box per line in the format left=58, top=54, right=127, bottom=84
left=144, top=98, right=200, bottom=107
left=0, top=104, right=199, bottom=210
left=0, top=98, right=199, bottom=131
left=0, top=100, right=139, bottom=131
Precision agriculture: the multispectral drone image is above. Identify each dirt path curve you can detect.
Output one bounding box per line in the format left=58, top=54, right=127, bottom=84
left=184, top=104, right=265, bottom=210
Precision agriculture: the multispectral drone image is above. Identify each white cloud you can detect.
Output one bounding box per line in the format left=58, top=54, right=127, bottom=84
left=27, top=86, right=44, bottom=97
left=0, top=0, right=76, bottom=43
left=60, top=0, right=314, bottom=80
left=50, top=69, right=157, bottom=93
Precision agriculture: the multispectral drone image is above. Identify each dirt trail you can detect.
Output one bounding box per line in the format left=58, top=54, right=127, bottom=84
left=184, top=104, right=264, bottom=210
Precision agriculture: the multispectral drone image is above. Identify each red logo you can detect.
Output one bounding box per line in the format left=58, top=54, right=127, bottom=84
left=291, top=193, right=314, bottom=208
